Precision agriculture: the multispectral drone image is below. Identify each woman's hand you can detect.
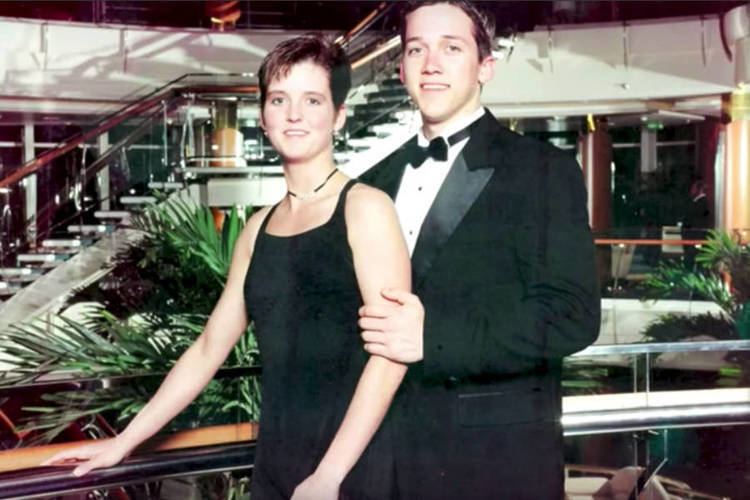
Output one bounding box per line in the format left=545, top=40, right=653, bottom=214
left=41, top=437, right=132, bottom=477
left=291, top=470, right=341, bottom=500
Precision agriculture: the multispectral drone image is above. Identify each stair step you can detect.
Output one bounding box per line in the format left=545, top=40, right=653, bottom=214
left=0, top=267, right=35, bottom=277
left=365, top=90, right=409, bottom=104
left=346, top=138, right=377, bottom=149
left=368, top=87, right=408, bottom=98
left=94, top=210, right=131, bottom=220
left=120, top=196, right=157, bottom=205
left=17, top=253, right=66, bottom=267
left=1, top=271, right=40, bottom=283
left=333, top=152, right=351, bottom=164
left=147, top=181, right=183, bottom=191
left=378, top=77, right=403, bottom=89
left=0, top=281, right=22, bottom=296
left=369, top=123, right=410, bottom=136
left=67, top=224, right=110, bottom=235
left=41, top=239, right=83, bottom=249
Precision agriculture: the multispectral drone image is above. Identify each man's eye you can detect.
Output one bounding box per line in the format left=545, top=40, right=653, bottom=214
left=448, top=45, right=462, bottom=52
left=307, top=97, right=321, bottom=105
left=407, top=47, right=422, bottom=56
left=270, top=97, right=284, bottom=105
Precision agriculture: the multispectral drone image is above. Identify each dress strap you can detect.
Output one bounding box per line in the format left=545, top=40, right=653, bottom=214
left=333, top=179, right=359, bottom=218
left=258, top=202, right=280, bottom=234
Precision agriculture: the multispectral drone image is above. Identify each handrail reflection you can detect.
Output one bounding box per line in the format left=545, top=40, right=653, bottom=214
left=0, top=366, right=261, bottom=398
left=594, top=238, right=708, bottom=246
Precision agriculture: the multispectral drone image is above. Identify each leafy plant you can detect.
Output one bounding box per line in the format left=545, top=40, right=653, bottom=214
left=0, top=196, right=260, bottom=444
left=640, top=313, right=735, bottom=343
left=641, top=230, right=750, bottom=333
left=641, top=263, right=735, bottom=315
left=640, top=230, right=750, bottom=378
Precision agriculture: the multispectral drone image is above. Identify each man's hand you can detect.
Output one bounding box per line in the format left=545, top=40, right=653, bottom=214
left=359, top=288, right=424, bottom=363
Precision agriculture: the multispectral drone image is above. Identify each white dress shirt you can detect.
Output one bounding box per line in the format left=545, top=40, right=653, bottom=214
left=395, top=107, right=486, bottom=255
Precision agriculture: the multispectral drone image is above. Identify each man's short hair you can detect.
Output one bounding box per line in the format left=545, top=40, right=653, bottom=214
left=258, top=33, right=351, bottom=109
left=400, top=1, right=496, bottom=61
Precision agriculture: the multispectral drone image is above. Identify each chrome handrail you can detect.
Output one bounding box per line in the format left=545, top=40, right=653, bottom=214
left=0, top=441, right=254, bottom=500
left=335, top=2, right=396, bottom=50
left=573, top=339, right=750, bottom=356
left=562, top=400, right=750, bottom=436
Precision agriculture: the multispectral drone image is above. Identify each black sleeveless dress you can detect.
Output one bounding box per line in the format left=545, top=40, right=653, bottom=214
left=244, top=180, right=395, bottom=499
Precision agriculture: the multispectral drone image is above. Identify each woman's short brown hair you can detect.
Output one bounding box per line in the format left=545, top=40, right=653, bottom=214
left=400, top=1, right=496, bottom=61
left=258, top=33, right=351, bottom=109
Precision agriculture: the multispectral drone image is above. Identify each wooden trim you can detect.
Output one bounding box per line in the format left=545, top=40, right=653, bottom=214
left=0, top=422, right=258, bottom=473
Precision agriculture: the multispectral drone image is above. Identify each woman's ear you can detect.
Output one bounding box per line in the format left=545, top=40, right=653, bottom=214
left=333, top=104, right=347, bottom=133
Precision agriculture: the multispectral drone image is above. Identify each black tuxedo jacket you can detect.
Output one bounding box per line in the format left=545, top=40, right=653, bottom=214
left=360, top=110, right=601, bottom=498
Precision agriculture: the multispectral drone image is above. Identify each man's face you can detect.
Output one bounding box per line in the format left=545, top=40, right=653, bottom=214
left=400, top=3, right=494, bottom=133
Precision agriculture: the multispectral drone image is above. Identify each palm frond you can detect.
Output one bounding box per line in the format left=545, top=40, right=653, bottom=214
left=640, top=262, right=736, bottom=315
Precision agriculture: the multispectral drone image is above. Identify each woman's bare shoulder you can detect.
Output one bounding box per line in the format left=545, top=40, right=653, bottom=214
left=346, top=183, right=395, bottom=218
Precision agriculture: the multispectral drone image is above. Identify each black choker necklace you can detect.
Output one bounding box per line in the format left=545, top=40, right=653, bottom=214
left=288, top=168, right=338, bottom=200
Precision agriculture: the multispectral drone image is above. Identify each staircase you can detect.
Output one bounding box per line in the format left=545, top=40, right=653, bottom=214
left=0, top=74, right=417, bottom=324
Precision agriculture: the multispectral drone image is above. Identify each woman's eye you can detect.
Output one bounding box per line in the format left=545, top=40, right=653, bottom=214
left=307, top=97, right=321, bottom=105
left=270, top=96, right=284, bottom=105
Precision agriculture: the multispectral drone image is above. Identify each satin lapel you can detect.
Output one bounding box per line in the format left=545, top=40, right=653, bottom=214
left=411, top=153, right=493, bottom=285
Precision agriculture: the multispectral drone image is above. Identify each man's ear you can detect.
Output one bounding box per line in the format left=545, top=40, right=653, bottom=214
left=478, top=55, right=496, bottom=85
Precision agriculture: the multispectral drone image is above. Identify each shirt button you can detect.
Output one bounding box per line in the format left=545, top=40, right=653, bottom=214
left=418, top=186, right=423, bottom=191
left=409, top=230, right=414, bottom=235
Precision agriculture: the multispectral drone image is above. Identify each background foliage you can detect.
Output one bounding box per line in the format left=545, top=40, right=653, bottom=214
left=0, top=197, right=259, bottom=443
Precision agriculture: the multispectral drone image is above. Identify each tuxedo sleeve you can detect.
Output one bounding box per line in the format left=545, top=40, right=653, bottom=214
left=422, top=154, right=601, bottom=379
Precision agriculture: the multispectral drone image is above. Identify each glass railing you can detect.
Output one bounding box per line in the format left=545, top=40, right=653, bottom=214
left=562, top=340, right=750, bottom=499
left=591, top=229, right=750, bottom=348
left=1, top=339, right=749, bottom=499
left=594, top=230, right=714, bottom=299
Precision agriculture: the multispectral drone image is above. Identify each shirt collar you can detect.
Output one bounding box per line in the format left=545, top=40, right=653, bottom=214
left=417, top=107, right=485, bottom=147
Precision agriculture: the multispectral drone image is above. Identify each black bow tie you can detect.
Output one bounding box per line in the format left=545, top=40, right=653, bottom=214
left=408, top=125, right=473, bottom=168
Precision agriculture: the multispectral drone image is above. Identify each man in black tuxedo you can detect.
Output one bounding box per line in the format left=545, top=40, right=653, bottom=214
left=358, top=2, right=601, bottom=498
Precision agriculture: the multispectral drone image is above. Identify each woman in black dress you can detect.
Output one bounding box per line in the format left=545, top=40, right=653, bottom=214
left=44, top=34, right=410, bottom=500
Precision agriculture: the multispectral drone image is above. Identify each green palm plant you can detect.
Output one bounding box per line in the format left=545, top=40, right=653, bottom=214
left=641, top=229, right=750, bottom=344
left=0, top=196, right=260, bottom=444
left=131, top=196, right=249, bottom=282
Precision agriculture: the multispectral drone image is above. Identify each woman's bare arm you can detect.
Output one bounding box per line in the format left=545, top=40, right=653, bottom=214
left=42, top=207, right=271, bottom=475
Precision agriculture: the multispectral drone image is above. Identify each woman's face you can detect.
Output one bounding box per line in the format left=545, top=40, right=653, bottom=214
left=261, top=60, right=345, bottom=164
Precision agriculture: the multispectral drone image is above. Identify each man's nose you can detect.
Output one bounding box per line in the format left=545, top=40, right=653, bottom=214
left=422, top=50, right=442, bottom=74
